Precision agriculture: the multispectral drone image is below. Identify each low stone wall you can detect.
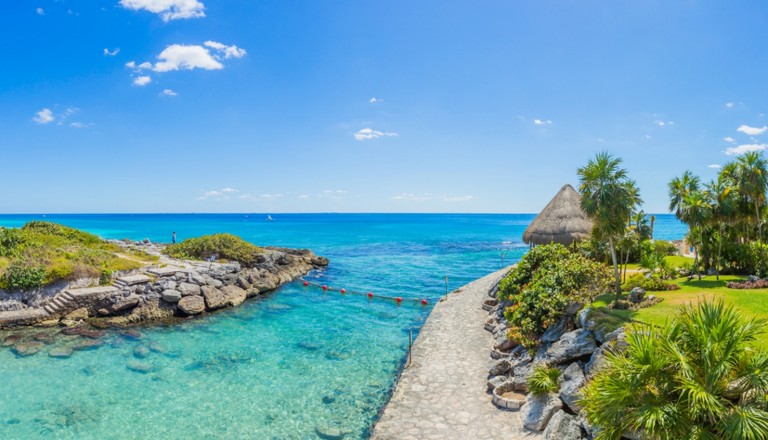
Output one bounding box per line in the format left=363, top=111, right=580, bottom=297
left=0, top=244, right=328, bottom=329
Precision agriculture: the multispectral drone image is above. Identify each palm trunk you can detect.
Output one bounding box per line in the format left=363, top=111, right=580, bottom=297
left=757, top=202, right=764, bottom=275
left=608, top=237, right=621, bottom=300
left=716, top=223, right=724, bottom=281
left=623, top=248, right=630, bottom=282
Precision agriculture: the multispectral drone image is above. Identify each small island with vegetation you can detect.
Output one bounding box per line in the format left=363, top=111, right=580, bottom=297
left=0, top=222, right=328, bottom=332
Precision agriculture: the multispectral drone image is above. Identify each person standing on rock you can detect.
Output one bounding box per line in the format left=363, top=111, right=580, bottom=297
left=172, top=232, right=176, bottom=244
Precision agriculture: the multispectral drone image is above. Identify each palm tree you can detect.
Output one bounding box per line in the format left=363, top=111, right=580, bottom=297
left=679, top=190, right=711, bottom=280
left=581, top=300, right=768, bottom=440
left=578, top=152, right=641, bottom=299
left=737, top=151, right=768, bottom=274
left=705, top=177, right=737, bottom=280
left=668, top=170, right=701, bottom=218
left=632, top=210, right=652, bottom=241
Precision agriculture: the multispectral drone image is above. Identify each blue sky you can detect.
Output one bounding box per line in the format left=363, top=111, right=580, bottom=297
left=2, top=1, right=768, bottom=213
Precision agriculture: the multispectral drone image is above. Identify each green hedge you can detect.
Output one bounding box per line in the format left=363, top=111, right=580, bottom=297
left=163, top=234, right=263, bottom=267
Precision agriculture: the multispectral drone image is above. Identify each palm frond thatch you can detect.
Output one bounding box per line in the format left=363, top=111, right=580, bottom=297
left=523, top=184, right=593, bottom=246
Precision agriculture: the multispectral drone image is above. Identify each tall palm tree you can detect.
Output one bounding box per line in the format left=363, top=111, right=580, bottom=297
left=668, top=170, right=701, bottom=218
left=705, top=176, right=737, bottom=280
left=632, top=210, right=652, bottom=241
left=680, top=190, right=711, bottom=280
left=578, top=152, right=641, bottom=299
left=737, top=151, right=768, bottom=273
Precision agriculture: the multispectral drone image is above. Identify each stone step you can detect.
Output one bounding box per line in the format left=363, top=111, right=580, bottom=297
left=52, top=298, right=67, bottom=309
left=147, top=267, right=186, bottom=277
left=60, top=292, right=75, bottom=301
left=67, top=286, right=118, bottom=298
left=114, top=275, right=151, bottom=286
left=43, top=305, right=57, bottom=315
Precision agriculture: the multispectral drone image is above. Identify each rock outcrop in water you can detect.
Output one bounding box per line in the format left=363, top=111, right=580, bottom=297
left=0, top=241, right=328, bottom=328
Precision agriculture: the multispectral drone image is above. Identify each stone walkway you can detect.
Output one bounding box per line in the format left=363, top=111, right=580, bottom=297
left=371, top=267, right=540, bottom=440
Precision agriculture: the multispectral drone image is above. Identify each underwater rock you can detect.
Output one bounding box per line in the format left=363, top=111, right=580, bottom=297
left=126, top=360, right=153, bottom=374
left=315, top=425, right=349, bottom=440
left=72, top=339, right=103, bottom=351
left=34, top=332, right=56, bottom=344
left=134, top=345, right=150, bottom=358
left=297, top=341, right=322, bottom=351
left=12, top=341, right=43, bottom=357
left=49, top=347, right=74, bottom=358
left=120, top=329, right=143, bottom=340
left=2, top=334, right=21, bottom=347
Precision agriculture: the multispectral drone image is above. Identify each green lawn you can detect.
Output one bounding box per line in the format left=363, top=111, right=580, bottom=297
left=623, top=254, right=693, bottom=271
left=590, top=274, right=768, bottom=348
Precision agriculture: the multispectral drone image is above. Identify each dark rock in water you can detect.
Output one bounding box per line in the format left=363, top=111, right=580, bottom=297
left=147, top=341, right=166, bottom=354
left=2, top=334, right=21, bottom=347
left=121, top=329, right=143, bottom=340
left=78, top=329, right=106, bottom=340
left=126, top=360, right=153, bottom=374
left=6, top=418, right=20, bottom=425
left=297, top=341, right=321, bottom=351
left=34, top=332, right=56, bottom=344
left=61, top=325, right=88, bottom=336
left=322, top=395, right=336, bottom=405
left=12, top=341, right=43, bottom=357
left=324, top=350, right=351, bottom=361
left=134, top=345, right=151, bottom=358
left=49, top=347, right=74, bottom=358
left=72, top=339, right=104, bottom=351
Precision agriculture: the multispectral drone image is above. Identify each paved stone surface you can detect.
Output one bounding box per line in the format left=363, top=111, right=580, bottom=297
left=146, top=267, right=186, bottom=277
left=371, top=267, right=540, bottom=440
left=66, top=286, right=118, bottom=298
left=115, top=275, right=151, bottom=285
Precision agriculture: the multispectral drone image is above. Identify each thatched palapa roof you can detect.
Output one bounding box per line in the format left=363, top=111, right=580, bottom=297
left=523, top=184, right=593, bottom=246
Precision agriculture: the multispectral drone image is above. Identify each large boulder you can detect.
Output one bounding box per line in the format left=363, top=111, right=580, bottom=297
left=585, top=346, right=609, bottom=379
left=202, top=285, right=246, bottom=309
left=188, top=272, right=208, bottom=286
left=543, top=410, right=582, bottom=440
left=545, top=329, right=597, bottom=365
left=559, top=362, right=586, bottom=414
left=628, top=287, right=645, bottom=303
left=178, top=282, right=202, bottom=297
left=521, top=392, right=563, bottom=431
left=178, top=296, right=205, bottom=315
left=489, top=358, right=512, bottom=376
left=541, top=318, right=567, bottom=343
left=221, top=285, right=247, bottom=307
left=161, top=289, right=182, bottom=303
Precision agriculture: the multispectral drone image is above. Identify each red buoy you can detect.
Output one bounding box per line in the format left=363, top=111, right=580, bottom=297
left=303, top=281, right=309, bottom=287
left=322, top=285, right=328, bottom=291
left=367, top=292, right=374, bottom=298
left=340, top=288, right=347, bottom=294
left=396, top=297, right=402, bottom=303
left=421, top=299, right=428, bottom=305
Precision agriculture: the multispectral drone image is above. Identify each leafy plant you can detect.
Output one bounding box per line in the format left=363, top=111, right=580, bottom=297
left=621, top=273, right=671, bottom=292
left=580, top=300, right=768, bottom=440
left=0, top=262, right=46, bottom=290
left=527, top=364, right=561, bottom=395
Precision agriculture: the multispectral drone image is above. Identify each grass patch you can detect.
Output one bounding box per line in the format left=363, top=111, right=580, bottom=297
left=589, top=274, right=768, bottom=348
left=0, top=222, right=144, bottom=290
left=163, top=233, right=263, bottom=267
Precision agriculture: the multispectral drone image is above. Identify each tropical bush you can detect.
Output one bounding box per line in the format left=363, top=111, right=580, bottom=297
left=580, top=300, right=768, bottom=440
left=163, top=233, right=264, bottom=267
left=499, top=244, right=611, bottom=347
left=527, top=364, right=561, bottom=395
left=621, top=273, right=673, bottom=292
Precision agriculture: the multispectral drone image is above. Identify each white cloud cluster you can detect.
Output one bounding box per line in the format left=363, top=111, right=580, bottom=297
left=119, top=0, right=205, bottom=21
left=70, top=122, right=93, bottom=129
left=354, top=128, right=398, bottom=140
left=441, top=195, right=475, bottom=202
left=319, top=190, right=347, bottom=199
left=654, top=120, right=674, bottom=127
left=392, top=193, right=432, bottom=201
left=33, top=108, right=54, bottom=124
left=126, top=42, right=246, bottom=86
left=133, top=75, right=152, bottom=86
left=737, top=125, right=768, bottom=136
left=104, top=48, right=120, bottom=56
left=161, top=89, right=178, bottom=96
left=370, top=97, right=381, bottom=103
left=198, top=187, right=238, bottom=200
left=724, top=136, right=736, bottom=143
left=726, top=102, right=736, bottom=108
left=533, top=119, right=552, bottom=126
left=708, top=164, right=721, bottom=169
left=725, top=144, right=767, bottom=156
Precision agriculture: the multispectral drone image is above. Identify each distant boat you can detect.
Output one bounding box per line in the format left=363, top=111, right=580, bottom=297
left=266, top=215, right=274, bottom=222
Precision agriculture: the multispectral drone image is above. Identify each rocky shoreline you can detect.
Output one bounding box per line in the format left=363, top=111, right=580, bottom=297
left=0, top=240, right=328, bottom=330
left=484, top=281, right=629, bottom=439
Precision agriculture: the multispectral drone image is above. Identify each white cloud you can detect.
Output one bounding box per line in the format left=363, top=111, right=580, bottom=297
left=533, top=119, right=552, bottom=126
left=440, top=195, right=475, bottom=202
left=161, top=89, right=178, bottom=96
left=654, top=120, right=674, bottom=127
left=36, top=7, right=44, bottom=15
left=737, top=125, right=768, bottom=136
left=69, top=122, right=92, bottom=128
left=708, top=164, right=721, bottom=169
left=259, top=193, right=284, bottom=200
left=726, top=102, right=735, bottom=108
left=370, top=97, right=381, bottom=103
left=104, top=48, right=120, bottom=56
left=724, top=136, right=736, bottom=143
left=119, top=0, right=205, bottom=21
left=645, top=134, right=652, bottom=139
left=391, top=193, right=432, bottom=201
left=198, top=187, right=238, bottom=200
left=133, top=75, right=152, bottom=86
left=33, top=108, right=54, bottom=124
left=319, top=190, right=347, bottom=199
left=725, top=144, right=768, bottom=156
left=125, top=61, right=136, bottom=69
left=153, top=44, right=223, bottom=72
left=354, top=128, right=398, bottom=140
left=203, top=41, right=247, bottom=59
left=297, top=194, right=309, bottom=199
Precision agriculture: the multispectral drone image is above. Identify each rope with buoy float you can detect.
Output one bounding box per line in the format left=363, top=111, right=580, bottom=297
left=299, top=278, right=429, bottom=306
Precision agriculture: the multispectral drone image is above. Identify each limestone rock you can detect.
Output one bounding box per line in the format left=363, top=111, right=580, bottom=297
left=188, top=272, right=208, bottom=286
left=178, top=295, right=205, bottom=315
left=127, top=360, right=153, bottom=374
left=487, top=375, right=508, bottom=391
left=65, top=307, right=89, bottom=320
left=221, top=285, right=247, bottom=307
left=49, top=347, right=73, bottom=358
left=545, top=329, right=597, bottom=365
left=559, top=362, right=586, bottom=414
left=161, top=289, right=182, bottom=303
left=245, top=287, right=260, bottom=298
left=577, top=308, right=591, bottom=329
left=177, top=282, right=201, bottom=297
left=541, top=318, right=567, bottom=343
left=134, top=345, right=150, bottom=358
left=2, top=334, right=20, bottom=347
left=72, top=339, right=103, bottom=351
left=629, top=287, right=645, bottom=303
left=203, top=285, right=246, bottom=310
left=489, top=358, right=512, bottom=376
left=585, top=347, right=608, bottom=379
left=543, top=410, right=582, bottom=440
left=521, top=392, right=563, bottom=431
left=111, top=294, right=140, bottom=312
left=12, top=341, right=43, bottom=356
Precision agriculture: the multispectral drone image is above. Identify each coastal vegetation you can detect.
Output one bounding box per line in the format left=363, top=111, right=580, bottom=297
left=163, top=233, right=264, bottom=267
left=581, top=300, right=768, bottom=440
left=527, top=364, right=561, bottom=395
left=0, top=222, right=152, bottom=290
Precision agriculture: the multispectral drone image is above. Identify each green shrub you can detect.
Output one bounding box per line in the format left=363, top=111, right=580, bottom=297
left=500, top=244, right=611, bottom=347
left=0, top=263, right=46, bottom=290
left=99, top=268, right=113, bottom=286
left=527, top=364, right=561, bottom=395
left=21, top=221, right=102, bottom=246
left=653, top=240, right=678, bottom=256
left=0, top=228, right=27, bottom=258
left=163, top=233, right=263, bottom=267
left=580, top=300, right=768, bottom=439
left=621, top=273, right=672, bottom=292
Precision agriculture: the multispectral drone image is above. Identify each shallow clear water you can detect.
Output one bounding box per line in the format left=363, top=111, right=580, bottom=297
left=0, top=214, right=686, bottom=439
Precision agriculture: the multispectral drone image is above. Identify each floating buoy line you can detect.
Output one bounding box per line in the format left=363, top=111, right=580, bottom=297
left=299, top=279, right=429, bottom=306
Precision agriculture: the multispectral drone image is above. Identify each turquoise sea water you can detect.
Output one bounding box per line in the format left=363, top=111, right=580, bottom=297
left=0, top=214, right=686, bottom=439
